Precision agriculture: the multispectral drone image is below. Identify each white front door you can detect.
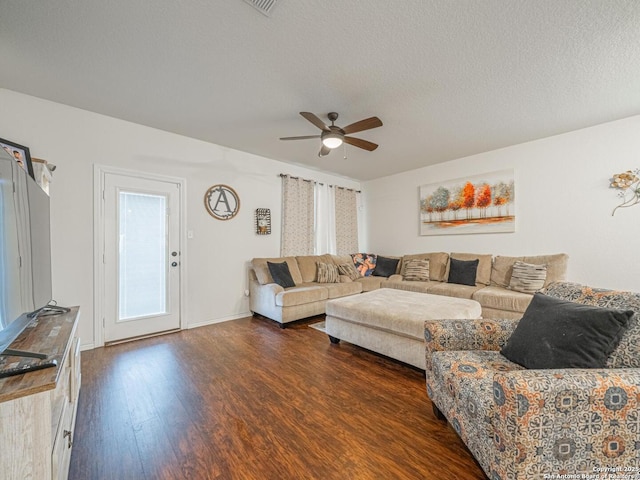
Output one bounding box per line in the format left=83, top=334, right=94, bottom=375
left=103, top=172, right=181, bottom=343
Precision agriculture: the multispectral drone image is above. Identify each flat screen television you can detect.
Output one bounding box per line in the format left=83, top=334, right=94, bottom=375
left=0, top=147, right=58, bottom=358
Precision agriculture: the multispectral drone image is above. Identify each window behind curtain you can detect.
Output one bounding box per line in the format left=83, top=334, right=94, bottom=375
left=281, top=175, right=359, bottom=256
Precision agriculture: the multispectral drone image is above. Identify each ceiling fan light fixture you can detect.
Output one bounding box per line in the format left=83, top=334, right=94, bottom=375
left=322, top=133, right=343, bottom=149
left=281, top=111, right=381, bottom=156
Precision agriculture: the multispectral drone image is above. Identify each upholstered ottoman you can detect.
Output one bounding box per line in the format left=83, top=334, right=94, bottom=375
left=325, top=289, right=482, bottom=369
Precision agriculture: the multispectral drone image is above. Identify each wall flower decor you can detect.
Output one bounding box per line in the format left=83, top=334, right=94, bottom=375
left=610, top=169, right=640, bottom=216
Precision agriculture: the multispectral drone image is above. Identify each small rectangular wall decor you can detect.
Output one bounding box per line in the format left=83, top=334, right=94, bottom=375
left=255, top=208, right=271, bottom=235
left=419, top=169, right=515, bottom=236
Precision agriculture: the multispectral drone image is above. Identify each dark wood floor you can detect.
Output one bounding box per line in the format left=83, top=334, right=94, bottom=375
left=69, top=316, right=487, bottom=480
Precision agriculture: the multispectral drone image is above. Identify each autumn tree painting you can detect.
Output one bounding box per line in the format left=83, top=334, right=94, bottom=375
left=419, top=170, right=515, bottom=235
left=462, top=182, right=475, bottom=219
left=449, top=186, right=463, bottom=220
left=476, top=183, right=492, bottom=218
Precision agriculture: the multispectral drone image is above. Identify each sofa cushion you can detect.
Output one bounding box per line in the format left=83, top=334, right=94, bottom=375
left=400, top=252, right=449, bottom=282
left=501, top=293, right=634, bottom=369
left=449, top=253, right=492, bottom=286
left=491, top=253, right=568, bottom=288
left=431, top=350, right=525, bottom=414
left=472, top=286, right=533, bottom=314
left=296, top=254, right=332, bottom=282
left=508, top=261, right=547, bottom=294
left=522, top=253, right=568, bottom=287
left=448, top=258, right=479, bottom=286
left=252, top=257, right=303, bottom=285
left=355, top=276, right=385, bottom=292
left=427, top=282, right=483, bottom=299
left=403, top=259, right=430, bottom=281
left=383, top=279, right=431, bottom=294
left=267, top=261, right=296, bottom=288
left=330, top=254, right=353, bottom=265
left=316, top=262, right=339, bottom=283
left=323, top=281, right=363, bottom=299
left=372, top=256, right=400, bottom=277
left=275, top=286, right=328, bottom=307
left=490, top=255, right=523, bottom=288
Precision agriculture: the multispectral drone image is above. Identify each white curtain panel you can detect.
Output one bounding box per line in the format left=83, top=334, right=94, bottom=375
left=334, top=187, right=359, bottom=255
left=281, top=175, right=314, bottom=256
left=314, top=183, right=336, bottom=255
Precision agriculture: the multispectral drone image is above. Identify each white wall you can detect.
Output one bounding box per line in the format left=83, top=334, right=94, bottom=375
left=0, top=89, right=360, bottom=349
left=363, top=116, right=640, bottom=292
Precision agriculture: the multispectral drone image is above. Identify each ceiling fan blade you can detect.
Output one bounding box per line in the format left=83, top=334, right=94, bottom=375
left=318, top=144, right=331, bottom=157
left=300, top=112, right=330, bottom=131
left=279, top=135, right=321, bottom=141
left=343, top=136, right=378, bottom=151
left=342, top=116, right=383, bottom=135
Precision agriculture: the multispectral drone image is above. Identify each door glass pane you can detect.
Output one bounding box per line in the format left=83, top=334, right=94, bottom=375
left=119, top=191, right=167, bottom=320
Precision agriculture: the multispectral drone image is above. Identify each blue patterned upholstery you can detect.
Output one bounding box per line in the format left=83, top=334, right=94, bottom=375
left=425, top=282, right=640, bottom=479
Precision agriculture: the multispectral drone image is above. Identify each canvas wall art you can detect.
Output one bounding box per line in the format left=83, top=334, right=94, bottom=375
left=419, top=169, right=515, bottom=236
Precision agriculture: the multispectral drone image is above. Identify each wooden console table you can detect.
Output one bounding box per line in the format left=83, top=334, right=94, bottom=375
left=0, top=307, right=81, bottom=480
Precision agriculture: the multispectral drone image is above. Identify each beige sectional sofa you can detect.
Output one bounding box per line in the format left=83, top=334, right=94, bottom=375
left=249, top=252, right=568, bottom=326
left=249, top=255, right=364, bottom=325
left=384, top=252, right=569, bottom=319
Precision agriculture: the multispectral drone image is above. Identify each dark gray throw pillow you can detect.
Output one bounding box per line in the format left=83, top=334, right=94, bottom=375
left=447, top=258, right=478, bottom=286
left=372, top=256, right=400, bottom=277
left=267, top=261, right=295, bottom=288
left=501, top=293, right=634, bottom=369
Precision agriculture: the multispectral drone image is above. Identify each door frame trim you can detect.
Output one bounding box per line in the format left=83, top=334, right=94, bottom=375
left=93, top=164, right=187, bottom=348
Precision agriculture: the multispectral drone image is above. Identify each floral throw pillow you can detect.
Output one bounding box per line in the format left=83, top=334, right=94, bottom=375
left=351, top=253, right=377, bottom=277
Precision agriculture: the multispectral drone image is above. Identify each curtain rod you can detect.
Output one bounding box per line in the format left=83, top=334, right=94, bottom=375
left=279, top=173, right=361, bottom=193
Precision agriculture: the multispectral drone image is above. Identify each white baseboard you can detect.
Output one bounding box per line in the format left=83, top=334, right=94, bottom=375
left=187, top=312, right=252, bottom=329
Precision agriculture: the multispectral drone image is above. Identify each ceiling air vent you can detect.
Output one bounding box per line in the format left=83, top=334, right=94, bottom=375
left=243, top=0, right=278, bottom=16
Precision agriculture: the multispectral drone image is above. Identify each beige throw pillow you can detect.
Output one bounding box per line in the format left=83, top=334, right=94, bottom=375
left=403, top=259, right=430, bottom=282
left=509, top=261, right=547, bottom=294
left=337, top=263, right=360, bottom=281
left=317, top=262, right=339, bottom=283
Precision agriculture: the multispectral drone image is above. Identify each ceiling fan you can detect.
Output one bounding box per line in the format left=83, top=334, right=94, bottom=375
left=280, top=112, right=383, bottom=157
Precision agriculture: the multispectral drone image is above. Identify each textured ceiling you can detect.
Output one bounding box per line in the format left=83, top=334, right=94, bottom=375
left=1, top=0, right=639, bottom=181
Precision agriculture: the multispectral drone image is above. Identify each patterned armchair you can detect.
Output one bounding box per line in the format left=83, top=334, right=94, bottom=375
left=424, top=282, right=640, bottom=480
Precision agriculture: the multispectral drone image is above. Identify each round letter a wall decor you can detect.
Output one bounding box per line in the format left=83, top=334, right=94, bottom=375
left=205, top=184, right=240, bottom=220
